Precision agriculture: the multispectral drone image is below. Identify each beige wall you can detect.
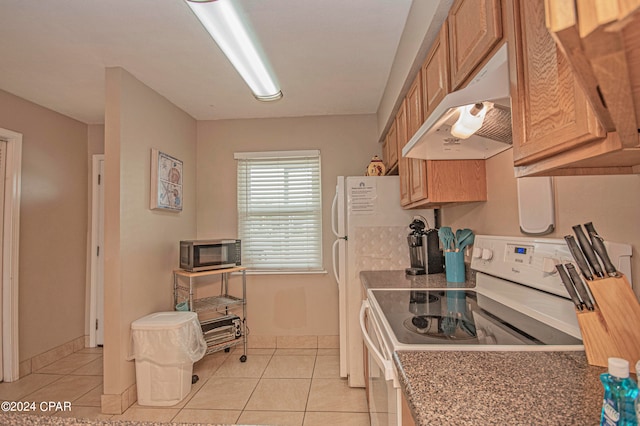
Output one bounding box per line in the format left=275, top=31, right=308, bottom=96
left=196, top=115, right=378, bottom=336
left=103, top=68, right=197, bottom=397
left=0, top=89, right=88, bottom=361
left=441, top=148, right=640, bottom=299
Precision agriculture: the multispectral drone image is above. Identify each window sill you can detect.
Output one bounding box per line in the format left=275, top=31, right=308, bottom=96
left=232, top=270, right=328, bottom=276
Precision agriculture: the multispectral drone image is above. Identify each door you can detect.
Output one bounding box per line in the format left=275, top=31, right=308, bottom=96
left=90, top=155, right=105, bottom=346
left=0, top=128, right=22, bottom=383
left=0, top=141, right=6, bottom=381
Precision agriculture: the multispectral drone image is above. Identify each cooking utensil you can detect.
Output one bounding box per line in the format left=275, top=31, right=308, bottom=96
left=458, top=232, right=475, bottom=252
left=441, top=314, right=457, bottom=336
left=455, top=228, right=474, bottom=251
left=565, top=263, right=595, bottom=311
left=555, top=264, right=584, bottom=311
left=572, top=225, right=604, bottom=278
left=564, top=235, right=594, bottom=281
left=438, top=227, right=454, bottom=252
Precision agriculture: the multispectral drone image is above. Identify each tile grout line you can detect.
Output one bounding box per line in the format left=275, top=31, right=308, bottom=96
left=168, top=349, right=234, bottom=423
left=236, top=349, right=275, bottom=423
left=300, top=352, right=319, bottom=426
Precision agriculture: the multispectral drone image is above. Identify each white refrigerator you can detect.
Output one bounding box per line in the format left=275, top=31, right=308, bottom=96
left=331, top=176, right=435, bottom=387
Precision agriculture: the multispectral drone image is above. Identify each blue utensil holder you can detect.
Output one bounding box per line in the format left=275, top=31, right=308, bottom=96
left=445, top=251, right=465, bottom=283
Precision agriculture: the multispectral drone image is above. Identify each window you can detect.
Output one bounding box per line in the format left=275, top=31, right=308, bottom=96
left=235, top=150, right=322, bottom=272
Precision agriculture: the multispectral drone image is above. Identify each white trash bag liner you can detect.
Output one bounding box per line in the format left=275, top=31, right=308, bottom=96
left=131, top=312, right=206, bottom=365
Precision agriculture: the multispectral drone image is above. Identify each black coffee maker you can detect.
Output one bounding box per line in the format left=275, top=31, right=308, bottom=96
left=405, top=217, right=444, bottom=275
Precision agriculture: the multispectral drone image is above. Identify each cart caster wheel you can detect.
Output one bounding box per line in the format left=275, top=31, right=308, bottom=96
left=240, top=355, right=247, bottom=362
left=191, top=375, right=199, bottom=384
left=224, top=348, right=230, bottom=353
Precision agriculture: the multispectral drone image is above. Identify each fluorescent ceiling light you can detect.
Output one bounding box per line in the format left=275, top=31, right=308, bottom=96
left=186, top=0, right=283, bottom=101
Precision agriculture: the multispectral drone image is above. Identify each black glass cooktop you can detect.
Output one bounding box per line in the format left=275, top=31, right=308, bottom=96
left=369, top=289, right=583, bottom=346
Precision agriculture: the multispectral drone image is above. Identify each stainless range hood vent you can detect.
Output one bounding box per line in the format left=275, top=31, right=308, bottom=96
left=474, top=104, right=512, bottom=144
left=402, top=44, right=513, bottom=160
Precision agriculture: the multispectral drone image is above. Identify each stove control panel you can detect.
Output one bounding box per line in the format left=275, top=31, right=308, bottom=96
left=504, top=244, right=534, bottom=265
left=471, top=235, right=633, bottom=297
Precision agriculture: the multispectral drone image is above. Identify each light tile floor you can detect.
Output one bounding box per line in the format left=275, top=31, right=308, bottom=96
left=0, top=347, right=370, bottom=425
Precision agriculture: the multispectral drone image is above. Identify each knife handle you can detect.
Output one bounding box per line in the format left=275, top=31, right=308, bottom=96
left=584, top=222, right=598, bottom=238
left=564, top=235, right=594, bottom=281
left=589, top=232, right=618, bottom=277
left=565, top=263, right=595, bottom=311
left=572, top=225, right=604, bottom=278
left=555, top=264, right=584, bottom=311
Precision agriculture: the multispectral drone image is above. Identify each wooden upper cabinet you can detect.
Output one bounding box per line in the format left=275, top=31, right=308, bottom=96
left=448, top=0, right=503, bottom=90
left=508, top=0, right=608, bottom=171
left=405, top=73, right=429, bottom=203
left=422, top=22, right=450, bottom=119
left=395, top=101, right=412, bottom=206
left=383, top=121, right=398, bottom=172
left=406, top=73, right=424, bottom=137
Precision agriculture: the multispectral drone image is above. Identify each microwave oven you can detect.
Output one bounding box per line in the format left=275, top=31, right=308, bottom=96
left=180, top=239, right=241, bottom=272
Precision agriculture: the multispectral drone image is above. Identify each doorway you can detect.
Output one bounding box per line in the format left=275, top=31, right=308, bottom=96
left=89, top=155, right=104, bottom=347
left=0, top=127, right=22, bottom=382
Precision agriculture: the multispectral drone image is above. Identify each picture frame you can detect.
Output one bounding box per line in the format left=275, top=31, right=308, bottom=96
left=150, top=148, right=183, bottom=212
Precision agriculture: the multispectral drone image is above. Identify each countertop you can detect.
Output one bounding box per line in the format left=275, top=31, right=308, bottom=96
left=0, top=413, right=237, bottom=425
left=359, top=270, right=475, bottom=290
left=394, top=351, right=607, bottom=425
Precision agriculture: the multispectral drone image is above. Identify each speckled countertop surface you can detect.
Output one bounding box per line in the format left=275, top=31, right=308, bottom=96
left=360, top=270, right=475, bottom=290
left=394, top=351, right=607, bottom=426
left=0, top=413, right=238, bottom=425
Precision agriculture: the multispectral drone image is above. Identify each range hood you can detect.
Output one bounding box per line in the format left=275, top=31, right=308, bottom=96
left=402, top=44, right=512, bottom=160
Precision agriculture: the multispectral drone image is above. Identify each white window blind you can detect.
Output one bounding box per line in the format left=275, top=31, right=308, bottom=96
left=235, top=150, right=322, bottom=271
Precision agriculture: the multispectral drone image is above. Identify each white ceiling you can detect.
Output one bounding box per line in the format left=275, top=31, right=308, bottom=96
left=0, top=0, right=414, bottom=124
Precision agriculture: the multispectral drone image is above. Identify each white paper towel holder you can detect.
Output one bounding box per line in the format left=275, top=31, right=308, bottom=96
left=517, top=176, right=555, bottom=236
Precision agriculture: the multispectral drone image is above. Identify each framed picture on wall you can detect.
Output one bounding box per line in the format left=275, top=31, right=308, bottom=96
left=150, top=148, right=183, bottom=212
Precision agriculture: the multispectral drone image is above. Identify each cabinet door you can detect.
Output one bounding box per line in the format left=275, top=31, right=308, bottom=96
left=409, top=160, right=428, bottom=202
left=422, top=22, right=450, bottom=119
left=406, top=73, right=423, bottom=137
left=382, top=137, right=389, bottom=171
left=509, top=0, right=606, bottom=166
left=386, top=122, right=398, bottom=170
left=402, top=391, right=417, bottom=426
left=382, top=125, right=397, bottom=172
left=448, top=0, right=502, bottom=90
left=396, top=101, right=411, bottom=206
left=406, top=73, right=429, bottom=203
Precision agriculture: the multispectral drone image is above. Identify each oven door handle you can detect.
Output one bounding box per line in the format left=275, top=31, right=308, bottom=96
left=359, top=300, right=394, bottom=381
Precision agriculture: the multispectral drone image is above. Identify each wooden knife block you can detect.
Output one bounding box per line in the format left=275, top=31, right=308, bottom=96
left=576, top=274, right=640, bottom=373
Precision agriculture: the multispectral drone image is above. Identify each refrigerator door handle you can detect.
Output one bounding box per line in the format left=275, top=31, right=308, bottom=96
left=331, top=187, right=340, bottom=238
left=332, top=239, right=341, bottom=284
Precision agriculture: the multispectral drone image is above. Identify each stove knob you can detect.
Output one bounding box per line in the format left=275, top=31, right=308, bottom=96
left=542, top=257, right=557, bottom=274
left=481, top=248, right=493, bottom=261
left=472, top=247, right=483, bottom=259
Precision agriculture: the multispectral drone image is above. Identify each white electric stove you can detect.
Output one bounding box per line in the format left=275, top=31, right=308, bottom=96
left=361, top=235, right=633, bottom=426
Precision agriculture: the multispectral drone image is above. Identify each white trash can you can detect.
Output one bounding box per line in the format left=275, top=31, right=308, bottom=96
left=131, top=311, right=206, bottom=406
